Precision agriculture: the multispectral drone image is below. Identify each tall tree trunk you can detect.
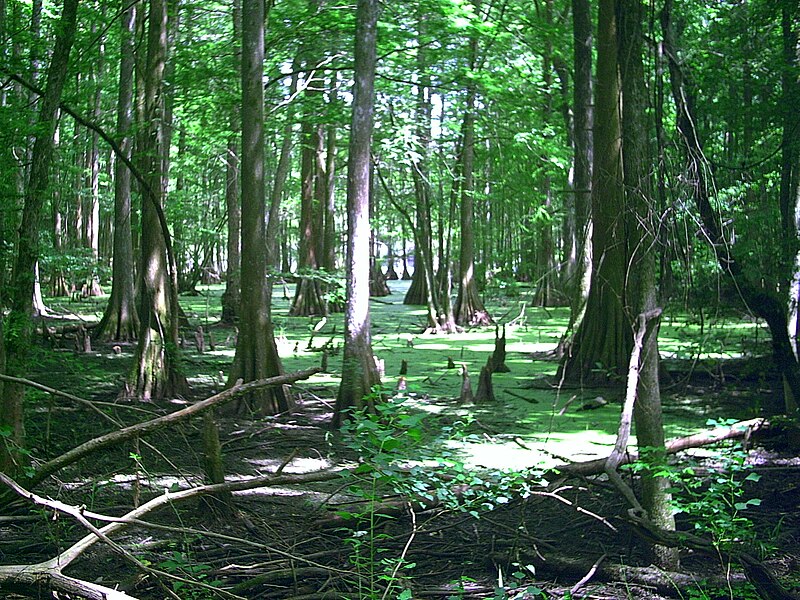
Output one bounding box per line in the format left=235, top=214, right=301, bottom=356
left=333, top=0, right=382, bottom=426
left=2, top=0, right=78, bottom=476
left=618, top=0, right=679, bottom=568
left=220, top=0, right=242, bottom=324
left=560, top=0, right=630, bottom=384
left=96, top=0, right=140, bottom=342
left=227, top=0, right=290, bottom=416
left=290, top=62, right=328, bottom=317
left=533, top=0, right=556, bottom=308
left=403, top=13, right=441, bottom=327
left=454, top=6, right=491, bottom=327
left=369, top=162, right=390, bottom=297
left=266, top=64, right=300, bottom=270
left=129, top=0, right=187, bottom=401
left=558, top=0, right=594, bottom=355
left=51, top=122, right=69, bottom=297
left=323, top=72, right=339, bottom=276
left=781, top=2, right=800, bottom=359
left=86, top=16, right=104, bottom=285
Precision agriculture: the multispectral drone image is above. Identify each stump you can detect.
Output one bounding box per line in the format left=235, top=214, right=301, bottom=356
left=474, top=358, right=495, bottom=403
left=489, top=325, right=510, bottom=373
left=195, top=326, right=206, bottom=354
left=459, top=364, right=474, bottom=404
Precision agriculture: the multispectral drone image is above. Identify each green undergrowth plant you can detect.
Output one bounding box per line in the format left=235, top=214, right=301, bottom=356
left=333, top=388, right=546, bottom=599
left=146, top=546, right=222, bottom=599
left=626, top=430, right=767, bottom=557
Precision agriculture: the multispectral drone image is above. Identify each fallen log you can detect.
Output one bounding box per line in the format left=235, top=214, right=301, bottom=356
left=555, top=417, right=770, bottom=478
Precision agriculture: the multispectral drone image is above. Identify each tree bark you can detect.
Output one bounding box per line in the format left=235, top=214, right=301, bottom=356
left=559, top=0, right=630, bottom=384
left=618, top=0, right=678, bottom=568
left=96, top=0, right=140, bottom=342
left=220, top=0, right=242, bottom=324
left=227, top=0, right=291, bottom=416
left=454, top=9, right=492, bottom=327
left=129, top=0, right=187, bottom=401
left=2, top=0, right=78, bottom=475
left=333, top=0, right=382, bottom=426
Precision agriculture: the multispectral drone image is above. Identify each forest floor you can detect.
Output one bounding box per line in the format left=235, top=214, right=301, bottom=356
left=2, top=280, right=799, bottom=600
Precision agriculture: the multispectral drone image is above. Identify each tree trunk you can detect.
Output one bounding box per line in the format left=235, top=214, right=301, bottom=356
left=333, top=0, right=382, bottom=426
left=220, top=0, right=242, bottom=325
left=227, top=0, right=291, bottom=416
left=454, top=9, right=491, bottom=327
left=129, top=0, right=187, bottom=401
left=618, top=0, right=678, bottom=568
left=560, top=0, right=630, bottom=384
left=96, top=0, right=140, bottom=342
left=782, top=4, right=800, bottom=360
left=533, top=2, right=556, bottom=308
left=369, top=164, right=390, bottom=297
left=267, top=59, right=300, bottom=271
left=322, top=72, right=340, bottom=296
left=403, top=13, right=442, bottom=330
left=290, top=67, right=328, bottom=317
left=557, top=0, right=594, bottom=356
left=2, top=0, right=78, bottom=475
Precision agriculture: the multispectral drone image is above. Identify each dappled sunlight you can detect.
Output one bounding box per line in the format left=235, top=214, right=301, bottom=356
left=443, top=427, right=620, bottom=471
left=247, top=456, right=333, bottom=473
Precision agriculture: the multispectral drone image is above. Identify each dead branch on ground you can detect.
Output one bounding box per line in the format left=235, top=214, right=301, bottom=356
left=25, top=367, right=321, bottom=487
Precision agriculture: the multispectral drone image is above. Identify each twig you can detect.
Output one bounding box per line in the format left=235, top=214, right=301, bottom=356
left=570, top=553, right=607, bottom=595
left=557, top=394, right=578, bottom=415
left=382, top=503, right=418, bottom=600
left=529, top=488, right=617, bottom=532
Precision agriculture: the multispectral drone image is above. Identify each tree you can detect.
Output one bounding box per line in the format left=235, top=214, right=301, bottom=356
left=453, top=2, right=492, bottom=327
left=559, top=0, right=630, bottom=384
left=128, top=0, right=187, bottom=401
left=618, top=0, right=678, bottom=568
left=662, top=0, right=800, bottom=413
left=290, top=80, right=329, bottom=317
left=333, top=0, right=382, bottom=426
left=95, top=0, right=140, bottom=342
left=227, top=0, right=291, bottom=416
left=220, top=0, right=242, bottom=325
left=558, top=0, right=593, bottom=352
left=1, top=0, right=78, bottom=474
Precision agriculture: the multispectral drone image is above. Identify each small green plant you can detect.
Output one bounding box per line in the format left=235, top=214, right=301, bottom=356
left=627, top=436, right=764, bottom=554
left=157, top=550, right=222, bottom=599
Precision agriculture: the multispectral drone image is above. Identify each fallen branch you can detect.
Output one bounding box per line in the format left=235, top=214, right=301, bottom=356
left=529, top=554, right=747, bottom=597
left=604, top=309, right=661, bottom=515
left=27, top=367, right=321, bottom=487
left=555, top=417, right=770, bottom=478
